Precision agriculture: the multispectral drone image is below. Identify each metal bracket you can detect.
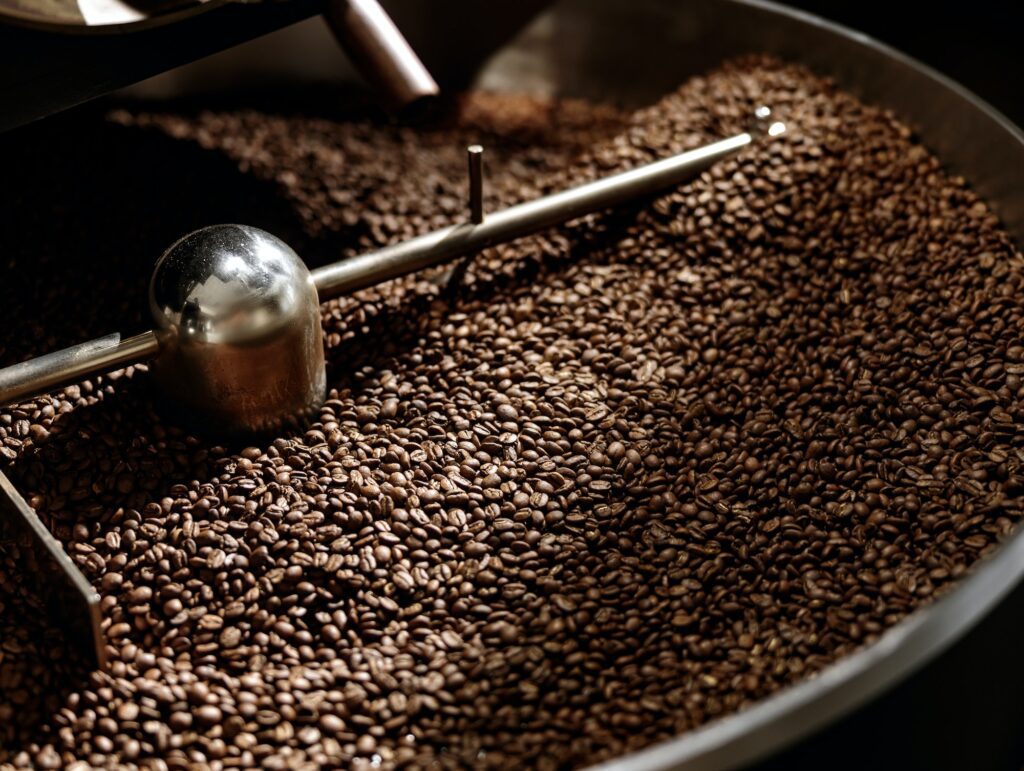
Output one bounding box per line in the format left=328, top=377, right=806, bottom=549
left=0, top=471, right=105, bottom=670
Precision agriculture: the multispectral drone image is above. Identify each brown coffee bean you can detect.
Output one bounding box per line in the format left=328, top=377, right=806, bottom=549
left=195, top=706, right=222, bottom=726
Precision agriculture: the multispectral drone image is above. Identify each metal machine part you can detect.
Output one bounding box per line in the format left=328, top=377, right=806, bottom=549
left=0, top=0, right=321, bottom=134
left=0, top=0, right=434, bottom=125
left=0, top=117, right=784, bottom=433
left=149, top=225, right=327, bottom=436
left=0, top=473, right=104, bottom=670
left=467, top=145, right=485, bottom=225
left=0, top=0, right=224, bottom=31
left=325, top=0, right=439, bottom=111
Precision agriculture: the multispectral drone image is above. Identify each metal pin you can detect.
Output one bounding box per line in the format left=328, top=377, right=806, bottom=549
left=467, top=144, right=485, bottom=224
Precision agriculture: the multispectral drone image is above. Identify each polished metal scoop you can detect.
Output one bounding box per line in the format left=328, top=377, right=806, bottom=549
left=0, top=109, right=785, bottom=436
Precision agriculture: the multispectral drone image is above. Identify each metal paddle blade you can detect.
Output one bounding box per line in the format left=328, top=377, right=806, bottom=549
left=0, top=471, right=104, bottom=670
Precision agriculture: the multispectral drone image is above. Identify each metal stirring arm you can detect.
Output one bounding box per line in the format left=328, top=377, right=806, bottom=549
left=0, top=116, right=784, bottom=408
left=311, top=128, right=762, bottom=298
left=0, top=332, right=159, bottom=407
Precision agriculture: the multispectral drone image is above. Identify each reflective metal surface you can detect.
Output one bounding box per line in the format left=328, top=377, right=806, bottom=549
left=0, top=331, right=159, bottom=407
left=467, top=144, right=485, bottom=225
left=149, top=224, right=326, bottom=435
left=0, top=0, right=223, bottom=32
left=326, top=0, right=439, bottom=111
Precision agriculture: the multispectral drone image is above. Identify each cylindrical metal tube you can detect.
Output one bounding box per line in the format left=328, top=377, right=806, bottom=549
left=312, top=130, right=758, bottom=299
left=326, top=0, right=439, bottom=112
left=468, top=144, right=485, bottom=224
left=0, top=331, right=159, bottom=406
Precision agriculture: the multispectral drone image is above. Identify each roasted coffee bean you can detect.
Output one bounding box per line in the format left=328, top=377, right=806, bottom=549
left=1, top=58, right=1023, bottom=769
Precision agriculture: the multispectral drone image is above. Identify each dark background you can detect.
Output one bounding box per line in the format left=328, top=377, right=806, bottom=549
left=785, top=0, right=1023, bottom=126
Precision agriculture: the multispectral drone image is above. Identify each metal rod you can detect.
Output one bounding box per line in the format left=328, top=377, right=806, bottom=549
left=326, top=0, right=439, bottom=112
left=312, top=127, right=773, bottom=300
left=468, top=144, right=485, bottom=224
left=0, top=331, right=160, bottom=406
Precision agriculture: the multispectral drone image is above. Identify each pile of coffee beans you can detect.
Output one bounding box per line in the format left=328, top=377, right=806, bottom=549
left=2, top=56, right=1023, bottom=769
